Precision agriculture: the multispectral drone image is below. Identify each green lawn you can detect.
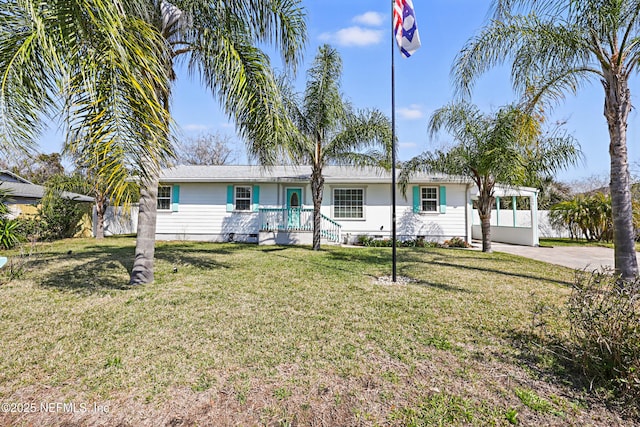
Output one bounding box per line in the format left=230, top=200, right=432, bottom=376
left=0, top=238, right=630, bottom=426
left=540, top=237, right=640, bottom=251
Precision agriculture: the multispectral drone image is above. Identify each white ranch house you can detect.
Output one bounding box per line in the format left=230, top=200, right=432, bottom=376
left=148, top=165, right=540, bottom=246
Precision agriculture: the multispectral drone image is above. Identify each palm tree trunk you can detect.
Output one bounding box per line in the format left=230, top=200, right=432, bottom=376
left=603, top=72, right=638, bottom=281
left=479, top=213, right=492, bottom=253
left=95, top=197, right=106, bottom=239
left=130, top=173, right=158, bottom=284
left=311, top=164, right=324, bottom=251
left=477, top=191, right=494, bottom=253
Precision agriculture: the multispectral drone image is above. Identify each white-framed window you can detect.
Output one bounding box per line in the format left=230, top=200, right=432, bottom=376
left=333, top=188, right=364, bottom=219
left=157, top=185, right=172, bottom=210
left=421, top=186, right=438, bottom=212
left=235, top=186, right=252, bottom=211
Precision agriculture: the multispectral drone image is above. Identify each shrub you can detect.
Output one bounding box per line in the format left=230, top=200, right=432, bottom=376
left=547, top=193, right=640, bottom=242
left=0, top=219, right=22, bottom=250
left=356, top=235, right=373, bottom=246
left=444, top=237, right=471, bottom=248
left=354, top=235, right=442, bottom=248
left=37, top=194, right=88, bottom=241
left=567, top=270, right=640, bottom=402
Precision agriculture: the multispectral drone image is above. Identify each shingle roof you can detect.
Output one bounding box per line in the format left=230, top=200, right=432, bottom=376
left=0, top=170, right=33, bottom=184
left=0, top=178, right=94, bottom=203
left=159, top=165, right=466, bottom=184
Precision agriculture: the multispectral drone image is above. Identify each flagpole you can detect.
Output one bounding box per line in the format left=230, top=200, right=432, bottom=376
left=391, top=0, right=397, bottom=283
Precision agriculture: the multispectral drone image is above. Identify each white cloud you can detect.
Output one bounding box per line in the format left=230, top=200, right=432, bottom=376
left=398, top=105, right=424, bottom=120
left=353, top=12, right=385, bottom=27
left=319, top=26, right=384, bottom=47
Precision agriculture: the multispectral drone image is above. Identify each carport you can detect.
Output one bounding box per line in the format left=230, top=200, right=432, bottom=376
left=470, top=184, right=539, bottom=246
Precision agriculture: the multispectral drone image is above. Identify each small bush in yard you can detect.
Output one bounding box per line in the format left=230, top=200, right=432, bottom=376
left=567, top=270, right=640, bottom=402
left=444, top=237, right=471, bottom=248
left=0, top=219, right=22, bottom=249
left=354, top=235, right=442, bottom=248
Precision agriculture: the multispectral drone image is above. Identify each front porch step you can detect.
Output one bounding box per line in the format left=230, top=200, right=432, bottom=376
left=258, top=230, right=341, bottom=246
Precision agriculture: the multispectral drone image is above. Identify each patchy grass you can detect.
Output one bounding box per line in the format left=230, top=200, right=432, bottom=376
left=539, top=237, right=613, bottom=248
left=0, top=238, right=632, bottom=426
left=540, top=237, right=640, bottom=251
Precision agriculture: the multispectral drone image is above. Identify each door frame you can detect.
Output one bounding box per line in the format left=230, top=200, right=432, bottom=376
left=286, top=188, right=303, bottom=229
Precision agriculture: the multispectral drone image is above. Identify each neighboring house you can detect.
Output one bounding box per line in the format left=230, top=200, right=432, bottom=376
left=155, top=165, right=540, bottom=246
left=0, top=170, right=94, bottom=234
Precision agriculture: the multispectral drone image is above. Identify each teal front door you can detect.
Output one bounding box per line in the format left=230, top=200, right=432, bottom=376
left=286, top=188, right=302, bottom=229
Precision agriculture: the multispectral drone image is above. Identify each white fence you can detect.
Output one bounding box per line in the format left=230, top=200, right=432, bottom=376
left=537, top=211, right=571, bottom=238
left=93, top=205, right=138, bottom=236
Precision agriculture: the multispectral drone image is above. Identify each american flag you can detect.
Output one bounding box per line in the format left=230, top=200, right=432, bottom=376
left=393, top=0, right=421, bottom=58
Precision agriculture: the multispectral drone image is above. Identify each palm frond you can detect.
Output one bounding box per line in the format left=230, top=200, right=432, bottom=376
left=454, top=14, right=596, bottom=101
left=326, top=109, right=393, bottom=163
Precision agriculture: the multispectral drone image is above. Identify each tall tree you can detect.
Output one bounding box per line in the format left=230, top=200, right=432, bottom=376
left=57, top=149, right=139, bottom=240
left=1, top=1, right=305, bottom=284
left=68, top=0, right=307, bottom=284
left=272, top=45, right=392, bottom=250
left=3, top=152, right=65, bottom=185
left=1, top=1, right=173, bottom=260
left=400, top=103, right=580, bottom=252
left=454, top=0, right=640, bottom=279
left=177, top=132, right=236, bottom=165
left=0, top=1, right=172, bottom=173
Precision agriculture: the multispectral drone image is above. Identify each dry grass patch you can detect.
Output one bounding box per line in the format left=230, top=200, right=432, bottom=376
left=0, top=238, right=634, bottom=426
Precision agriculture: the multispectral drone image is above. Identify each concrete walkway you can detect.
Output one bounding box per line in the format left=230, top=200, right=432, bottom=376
left=483, top=241, right=640, bottom=271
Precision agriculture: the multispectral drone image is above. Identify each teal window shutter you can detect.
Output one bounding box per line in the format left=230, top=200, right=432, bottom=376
left=252, top=185, right=260, bottom=212
left=439, top=186, right=447, bottom=213
left=412, top=186, right=420, bottom=213
left=171, top=185, right=180, bottom=212
left=226, top=185, right=234, bottom=212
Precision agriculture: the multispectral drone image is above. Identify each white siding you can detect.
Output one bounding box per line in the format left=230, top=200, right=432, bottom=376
left=324, top=183, right=469, bottom=243
left=151, top=181, right=471, bottom=243
left=397, top=183, right=468, bottom=242
left=156, top=182, right=260, bottom=242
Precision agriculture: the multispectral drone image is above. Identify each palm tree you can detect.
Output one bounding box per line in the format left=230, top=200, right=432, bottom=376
left=453, top=0, right=640, bottom=279
left=68, top=0, right=307, bottom=284
left=400, top=103, right=580, bottom=252
left=48, top=151, right=139, bottom=240
left=0, top=1, right=172, bottom=168
left=1, top=1, right=173, bottom=276
left=1, top=1, right=306, bottom=283
left=274, top=45, right=392, bottom=250
left=142, top=0, right=305, bottom=283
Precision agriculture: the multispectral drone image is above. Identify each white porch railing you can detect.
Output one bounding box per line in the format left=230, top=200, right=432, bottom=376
left=259, top=208, right=341, bottom=243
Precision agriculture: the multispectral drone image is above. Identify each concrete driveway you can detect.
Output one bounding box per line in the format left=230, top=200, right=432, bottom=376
left=485, top=241, right=640, bottom=271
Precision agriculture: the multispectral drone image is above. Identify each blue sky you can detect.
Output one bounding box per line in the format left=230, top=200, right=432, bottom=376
left=41, top=0, right=640, bottom=182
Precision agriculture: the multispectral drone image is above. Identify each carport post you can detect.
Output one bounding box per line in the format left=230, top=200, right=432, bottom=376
left=531, top=191, right=539, bottom=245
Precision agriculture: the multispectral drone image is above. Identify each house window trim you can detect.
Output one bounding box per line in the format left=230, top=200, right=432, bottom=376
left=332, top=187, right=366, bottom=221
left=157, top=185, right=172, bottom=211
left=234, top=185, right=253, bottom=212
left=420, top=186, right=439, bottom=214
